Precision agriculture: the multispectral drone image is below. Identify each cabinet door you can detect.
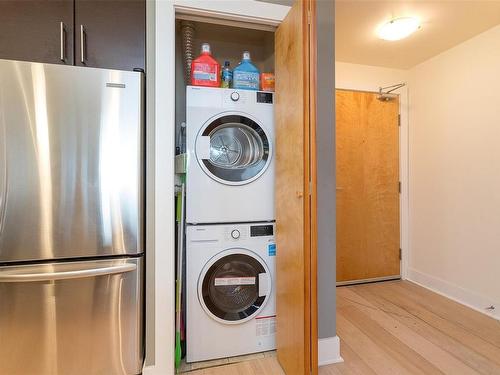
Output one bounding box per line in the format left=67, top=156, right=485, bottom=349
left=0, top=0, right=74, bottom=65
left=275, top=0, right=318, bottom=374
left=75, top=0, right=145, bottom=71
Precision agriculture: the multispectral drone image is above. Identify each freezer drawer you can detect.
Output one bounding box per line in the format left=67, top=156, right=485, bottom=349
left=0, top=257, right=143, bottom=375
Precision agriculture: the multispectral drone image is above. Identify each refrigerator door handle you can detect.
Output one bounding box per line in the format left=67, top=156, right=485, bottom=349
left=0, top=263, right=136, bottom=283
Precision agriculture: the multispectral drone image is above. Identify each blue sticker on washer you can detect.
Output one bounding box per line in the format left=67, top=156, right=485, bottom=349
left=268, top=243, right=276, bottom=256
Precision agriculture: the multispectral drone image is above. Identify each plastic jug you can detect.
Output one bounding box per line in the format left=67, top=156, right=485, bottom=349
left=221, top=61, right=233, bottom=88
left=191, top=43, right=221, bottom=87
left=233, top=51, right=260, bottom=91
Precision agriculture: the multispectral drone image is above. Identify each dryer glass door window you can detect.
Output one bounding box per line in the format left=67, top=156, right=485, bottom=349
left=198, top=115, right=271, bottom=185
left=200, top=252, right=269, bottom=323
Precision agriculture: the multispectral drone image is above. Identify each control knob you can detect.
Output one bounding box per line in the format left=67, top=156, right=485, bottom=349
left=231, top=229, right=240, bottom=239
left=230, top=92, right=240, bottom=102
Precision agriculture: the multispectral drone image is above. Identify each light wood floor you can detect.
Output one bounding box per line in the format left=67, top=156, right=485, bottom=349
left=183, top=355, right=284, bottom=375
left=184, top=280, right=500, bottom=374
left=179, top=351, right=278, bottom=373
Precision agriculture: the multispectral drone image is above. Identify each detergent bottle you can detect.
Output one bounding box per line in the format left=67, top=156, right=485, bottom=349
left=220, top=61, right=233, bottom=88
left=233, top=51, right=260, bottom=90
left=191, top=43, right=221, bottom=87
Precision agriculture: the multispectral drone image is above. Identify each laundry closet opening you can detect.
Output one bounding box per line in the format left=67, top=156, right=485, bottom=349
left=173, top=16, right=278, bottom=373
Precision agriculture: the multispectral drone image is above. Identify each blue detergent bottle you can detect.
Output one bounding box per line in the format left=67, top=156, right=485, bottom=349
left=233, top=51, right=260, bottom=90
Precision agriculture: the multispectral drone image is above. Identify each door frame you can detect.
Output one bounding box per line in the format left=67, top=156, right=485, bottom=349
left=145, top=2, right=291, bottom=375
left=334, top=85, right=410, bottom=281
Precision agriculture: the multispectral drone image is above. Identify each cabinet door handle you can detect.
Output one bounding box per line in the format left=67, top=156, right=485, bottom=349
left=80, top=25, right=86, bottom=64
left=59, top=22, right=66, bottom=62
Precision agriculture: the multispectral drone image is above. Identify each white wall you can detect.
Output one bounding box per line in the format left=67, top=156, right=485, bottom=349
left=335, top=62, right=408, bottom=94
left=143, top=1, right=176, bottom=374
left=408, top=25, right=500, bottom=320
left=144, top=0, right=158, bottom=367
left=335, top=62, right=410, bottom=278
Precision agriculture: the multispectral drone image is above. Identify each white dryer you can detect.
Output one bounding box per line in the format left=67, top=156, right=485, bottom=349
left=186, top=222, right=276, bottom=363
left=186, top=86, right=275, bottom=224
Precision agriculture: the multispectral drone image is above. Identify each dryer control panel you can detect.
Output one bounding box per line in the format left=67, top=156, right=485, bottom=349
left=256, top=92, right=273, bottom=104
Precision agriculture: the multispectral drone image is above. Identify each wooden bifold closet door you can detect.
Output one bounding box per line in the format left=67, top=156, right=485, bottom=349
left=336, top=89, right=400, bottom=284
left=275, top=0, right=318, bottom=374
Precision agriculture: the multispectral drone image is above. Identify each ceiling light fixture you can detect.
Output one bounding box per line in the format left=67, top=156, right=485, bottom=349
left=378, top=17, right=420, bottom=41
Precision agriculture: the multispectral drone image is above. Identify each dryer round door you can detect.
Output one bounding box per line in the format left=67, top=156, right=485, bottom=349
left=198, top=249, right=272, bottom=324
left=195, top=114, right=272, bottom=185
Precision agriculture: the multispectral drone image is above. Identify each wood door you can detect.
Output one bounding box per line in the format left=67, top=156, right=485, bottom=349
left=275, top=1, right=318, bottom=374
left=0, top=0, right=74, bottom=65
left=336, top=89, right=400, bottom=283
left=75, top=0, right=145, bottom=71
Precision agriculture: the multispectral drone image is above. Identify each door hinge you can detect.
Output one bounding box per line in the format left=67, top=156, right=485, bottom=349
left=398, top=181, right=401, bottom=193
left=399, top=248, right=402, bottom=260
left=398, top=114, right=401, bottom=127
left=308, top=10, right=311, bottom=25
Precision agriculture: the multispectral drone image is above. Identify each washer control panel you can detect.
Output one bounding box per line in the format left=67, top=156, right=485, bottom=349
left=222, top=223, right=275, bottom=242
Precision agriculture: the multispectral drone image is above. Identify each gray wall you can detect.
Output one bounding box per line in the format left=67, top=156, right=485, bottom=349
left=316, top=0, right=336, bottom=339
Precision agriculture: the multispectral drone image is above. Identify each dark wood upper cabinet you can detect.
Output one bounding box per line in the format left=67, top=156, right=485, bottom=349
left=75, top=0, right=145, bottom=71
left=0, top=0, right=74, bottom=65
left=0, top=0, right=144, bottom=71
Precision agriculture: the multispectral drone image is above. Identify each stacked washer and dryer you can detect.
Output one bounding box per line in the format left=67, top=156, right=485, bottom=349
left=185, top=86, right=276, bottom=362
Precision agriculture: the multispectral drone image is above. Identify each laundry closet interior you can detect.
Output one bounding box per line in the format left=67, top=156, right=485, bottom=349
left=173, top=13, right=279, bottom=373
left=170, top=1, right=319, bottom=372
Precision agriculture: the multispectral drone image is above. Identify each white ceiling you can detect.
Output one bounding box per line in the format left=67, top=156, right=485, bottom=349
left=335, top=1, right=500, bottom=69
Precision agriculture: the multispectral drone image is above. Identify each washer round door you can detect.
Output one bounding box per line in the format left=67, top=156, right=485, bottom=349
left=198, top=249, right=272, bottom=324
left=195, top=114, right=272, bottom=185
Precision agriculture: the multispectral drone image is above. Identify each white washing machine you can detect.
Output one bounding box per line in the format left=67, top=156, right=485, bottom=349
left=186, top=86, right=275, bottom=224
left=186, top=222, right=276, bottom=363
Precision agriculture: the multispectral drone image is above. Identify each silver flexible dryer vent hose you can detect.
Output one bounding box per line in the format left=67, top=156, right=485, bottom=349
left=181, top=21, right=196, bottom=85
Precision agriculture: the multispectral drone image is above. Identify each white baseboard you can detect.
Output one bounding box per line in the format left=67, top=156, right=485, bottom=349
left=142, top=365, right=165, bottom=375
left=407, top=268, right=500, bottom=321
left=142, top=364, right=173, bottom=375
left=318, top=335, right=343, bottom=367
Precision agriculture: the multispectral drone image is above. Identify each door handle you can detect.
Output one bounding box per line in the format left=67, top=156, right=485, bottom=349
left=59, top=22, right=66, bottom=62
left=258, top=272, right=270, bottom=297
left=80, top=25, right=86, bottom=64
left=0, top=263, right=136, bottom=283
left=197, top=136, right=211, bottom=160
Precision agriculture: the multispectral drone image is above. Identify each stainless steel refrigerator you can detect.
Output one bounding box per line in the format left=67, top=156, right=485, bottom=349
left=0, top=59, right=144, bottom=375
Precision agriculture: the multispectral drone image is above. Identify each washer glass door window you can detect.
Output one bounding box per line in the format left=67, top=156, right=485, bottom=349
left=199, top=249, right=271, bottom=324
left=197, top=115, right=271, bottom=185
